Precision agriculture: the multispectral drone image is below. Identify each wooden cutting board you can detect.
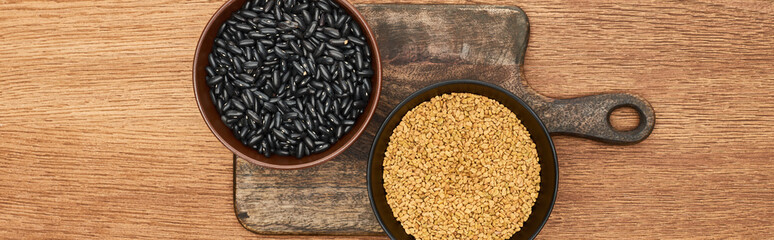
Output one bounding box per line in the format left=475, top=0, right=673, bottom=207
left=234, top=4, right=654, bottom=235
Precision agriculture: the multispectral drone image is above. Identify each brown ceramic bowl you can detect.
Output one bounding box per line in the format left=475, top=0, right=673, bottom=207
left=193, top=0, right=381, bottom=169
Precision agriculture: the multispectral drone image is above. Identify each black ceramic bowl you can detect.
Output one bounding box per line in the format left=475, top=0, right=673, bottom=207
left=367, top=80, right=558, bottom=240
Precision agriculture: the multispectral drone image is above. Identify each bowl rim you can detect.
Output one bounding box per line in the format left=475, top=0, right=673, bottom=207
left=193, top=0, right=382, bottom=170
left=367, top=79, right=558, bottom=240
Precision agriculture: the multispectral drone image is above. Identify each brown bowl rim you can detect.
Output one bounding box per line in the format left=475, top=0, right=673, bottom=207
left=193, top=0, right=382, bottom=170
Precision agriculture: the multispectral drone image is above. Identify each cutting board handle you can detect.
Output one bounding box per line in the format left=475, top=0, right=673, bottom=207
left=534, top=93, right=655, bottom=144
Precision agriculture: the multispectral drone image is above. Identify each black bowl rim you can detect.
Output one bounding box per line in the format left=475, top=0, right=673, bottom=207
left=367, top=79, right=558, bottom=240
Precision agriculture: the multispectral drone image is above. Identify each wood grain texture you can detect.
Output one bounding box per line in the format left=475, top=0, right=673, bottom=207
left=1, top=0, right=773, bottom=239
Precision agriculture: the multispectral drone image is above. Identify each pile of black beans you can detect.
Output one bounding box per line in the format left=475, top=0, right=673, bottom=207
left=205, top=0, right=374, bottom=158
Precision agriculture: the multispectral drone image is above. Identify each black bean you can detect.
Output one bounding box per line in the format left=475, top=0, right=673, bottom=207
left=260, top=142, right=271, bottom=157
left=235, top=23, right=253, bottom=32
left=327, top=114, right=341, bottom=126
left=354, top=53, right=364, bottom=70
left=225, top=110, right=243, bottom=119
left=302, top=39, right=315, bottom=51
left=329, top=38, right=348, bottom=46
left=316, top=106, right=327, bottom=121
left=310, top=80, right=324, bottom=89
left=260, top=38, right=274, bottom=47
left=275, top=149, right=290, bottom=156
left=317, top=1, right=331, bottom=12
left=350, top=21, right=362, bottom=37
left=276, top=98, right=290, bottom=112
left=302, top=136, right=315, bottom=149
left=313, top=42, right=326, bottom=57
left=276, top=20, right=297, bottom=32
left=244, top=61, right=260, bottom=69
left=239, top=125, right=250, bottom=140
left=246, top=109, right=262, bottom=122
left=291, top=61, right=307, bottom=76
left=324, top=14, right=334, bottom=29
left=258, top=18, right=276, bottom=27
left=340, top=22, right=351, bottom=37
left=255, top=42, right=268, bottom=59
left=272, top=112, right=282, bottom=128
left=319, top=90, right=329, bottom=103
left=292, top=15, right=306, bottom=29
left=289, top=41, right=302, bottom=55
left=327, top=49, right=344, bottom=60
left=301, top=9, right=312, bottom=24
left=337, top=62, right=347, bottom=79
left=215, top=39, right=228, bottom=48
left=307, top=128, right=320, bottom=140
left=218, top=22, right=228, bottom=36
left=248, top=134, right=264, bottom=146
left=206, top=75, right=224, bottom=86
left=284, top=112, right=300, bottom=120
left=279, top=34, right=295, bottom=42
left=212, top=91, right=221, bottom=106
left=237, top=73, right=254, bottom=83
left=318, top=56, right=335, bottom=65
left=331, top=84, right=344, bottom=96
left=252, top=90, right=270, bottom=101
left=227, top=44, right=243, bottom=55
left=357, top=69, right=373, bottom=77
left=347, top=35, right=365, bottom=46
left=244, top=47, right=255, bottom=62
left=363, top=44, right=371, bottom=57
left=318, top=65, right=331, bottom=81
left=263, top=102, right=278, bottom=113
left=314, top=31, right=330, bottom=41
left=313, top=143, right=330, bottom=153
left=263, top=0, right=275, bottom=12
left=233, top=79, right=251, bottom=88
left=208, top=53, right=219, bottom=67
left=212, top=85, right=223, bottom=101
left=335, top=126, right=345, bottom=138
left=291, top=2, right=308, bottom=12
left=241, top=10, right=259, bottom=19
left=294, top=120, right=306, bottom=132
left=247, top=31, right=266, bottom=39
left=352, top=100, right=366, bottom=108
left=272, top=128, right=288, bottom=141
left=294, top=143, right=304, bottom=158
left=269, top=70, right=281, bottom=89
left=274, top=46, right=288, bottom=59
left=243, top=89, right=256, bottom=106
left=238, top=39, right=255, bottom=47
left=297, top=87, right=311, bottom=95
left=336, top=15, right=349, bottom=28
left=322, top=27, right=340, bottom=38
left=363, top=78, right=372, bottom=92
left=259, top=27, right=277, bottom=35
left=232, top=99, right=247, bottom=112
left=342, top=100, right=352, bottom=116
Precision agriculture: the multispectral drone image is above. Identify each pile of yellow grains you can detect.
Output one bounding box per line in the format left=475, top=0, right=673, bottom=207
left=383, top=93, right=541, bottom=240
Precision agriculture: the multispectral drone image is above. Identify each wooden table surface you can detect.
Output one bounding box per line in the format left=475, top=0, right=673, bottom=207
left=1, top=0, right=773, bottom=239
